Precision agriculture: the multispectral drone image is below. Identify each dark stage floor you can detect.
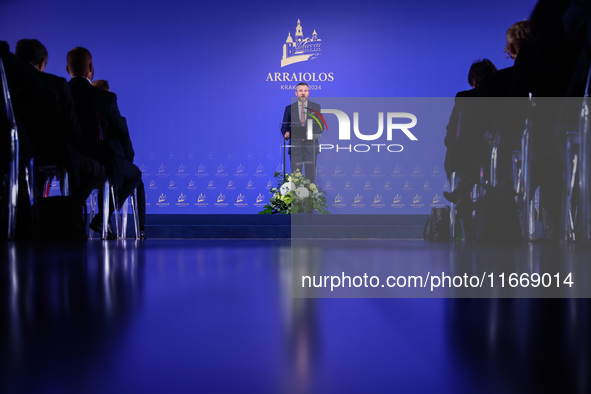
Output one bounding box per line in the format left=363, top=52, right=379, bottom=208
left=1, top=239, right=590, bottom=393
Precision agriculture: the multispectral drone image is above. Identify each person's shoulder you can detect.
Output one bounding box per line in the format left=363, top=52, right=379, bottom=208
left=455, top=89, right=474, bottom=98
left=40, top=71, right=68, bottom=87
left=68, top=76, right=88, bottom=90
left=85, top=82, right=117, bottom=102
left=94, top=85, right=116, bottom=98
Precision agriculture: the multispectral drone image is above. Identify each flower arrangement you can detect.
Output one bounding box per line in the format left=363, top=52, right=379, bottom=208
left=258, top=170, right=329, bottom=214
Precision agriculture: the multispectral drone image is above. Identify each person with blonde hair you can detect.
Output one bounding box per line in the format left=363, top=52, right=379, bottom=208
left=504, top=20, right=532, bottom=60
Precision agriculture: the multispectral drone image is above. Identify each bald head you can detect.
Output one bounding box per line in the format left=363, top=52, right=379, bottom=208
left=66, top=47, right=93, bottom=79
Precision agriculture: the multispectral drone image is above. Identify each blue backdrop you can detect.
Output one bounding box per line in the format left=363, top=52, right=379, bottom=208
left=0, top=0, right=537, bottom=213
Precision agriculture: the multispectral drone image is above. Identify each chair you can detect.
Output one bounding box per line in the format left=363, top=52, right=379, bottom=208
left=1, top=58, right=19, bottom=239
left=87, top=179, right=112, bottom=240
left=449, top=171, right=458, bottom=241
left=446, top=109, right=486, bottom=242
left=1, top=58, right=28, bottom=240
left=519, top=98, right=536, bottom=242
left=561, top=130, right=579, bottom=243
left=112, top=187, right=140, bottom=240
left=88, top=183, right=139, bottom=240
left=559, top=65, right=591, bottom=243
left=578, top=67, right=591, bottom=242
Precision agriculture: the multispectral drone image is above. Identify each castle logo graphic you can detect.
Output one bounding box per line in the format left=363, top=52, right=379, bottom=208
left=281, top=19, right=322, bottom=67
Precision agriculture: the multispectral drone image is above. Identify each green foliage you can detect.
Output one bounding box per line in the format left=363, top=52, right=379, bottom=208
left=258, top=170, right=329, bottom=214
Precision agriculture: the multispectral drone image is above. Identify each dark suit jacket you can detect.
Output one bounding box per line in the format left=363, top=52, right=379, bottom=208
left=69, top=77, right=135, bottom=189
left=1, top=45, right=83, bottom=186
left=30, top=72, right=81, bottom=163
left=281, top=101, right=322, bottom=154
left=444, top=88, right=492, bottom=180
left=281, top=100, right=322, bottom=135
left=480, top=66, right=529, bottom=152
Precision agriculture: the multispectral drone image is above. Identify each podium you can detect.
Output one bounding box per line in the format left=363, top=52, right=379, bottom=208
left=280, top=119, right=323, bottom=182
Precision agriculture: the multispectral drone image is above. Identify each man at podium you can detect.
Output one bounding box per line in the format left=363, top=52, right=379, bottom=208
left=281, top=82, right=322, bottom=183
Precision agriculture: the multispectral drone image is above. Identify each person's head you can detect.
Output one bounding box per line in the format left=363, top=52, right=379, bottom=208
left=15, top=39, right=48, bottom=71
left=92, top=79, right=110, bottom=91
left=504, top=20, right=532, bottom=60
left=468, top=59, right=497, bottom=88
left=66, top=47, right=93, bottom=80
left=295, top=82, right=309, bottom=102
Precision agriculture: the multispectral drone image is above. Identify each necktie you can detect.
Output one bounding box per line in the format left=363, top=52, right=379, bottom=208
left=300, top=104, right=305, bottom=126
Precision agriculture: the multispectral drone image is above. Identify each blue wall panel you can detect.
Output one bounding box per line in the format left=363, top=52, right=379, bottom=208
left=0, top=0, right=537, bottom=213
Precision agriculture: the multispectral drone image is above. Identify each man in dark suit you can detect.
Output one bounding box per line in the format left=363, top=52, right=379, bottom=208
left=443, top=59, right=498, bottom=241
left=92, top=79, right=146, bottom=240
left=281, top=82, right=322, bottom=183
left=66, top=46, right=141, bottom=236
left=13, top=39, right=106, bottom=204
left=444, top=59, right=498, bottom=186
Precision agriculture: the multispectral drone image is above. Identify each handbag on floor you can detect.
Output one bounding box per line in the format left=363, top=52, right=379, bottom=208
left=423, top=206, right=450, bottom=241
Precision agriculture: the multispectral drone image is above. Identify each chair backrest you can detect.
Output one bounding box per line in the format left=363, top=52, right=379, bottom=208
left=1, top=58, right=20, bottom=239
left=1, top=59, right=17, bottom=133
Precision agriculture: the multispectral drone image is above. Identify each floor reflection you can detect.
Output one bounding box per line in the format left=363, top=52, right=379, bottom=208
left=0, top=239, right=589, bottom=393
left=0, top=241, right=144, bottom=393
left=447, top=298, right=591, bottom=393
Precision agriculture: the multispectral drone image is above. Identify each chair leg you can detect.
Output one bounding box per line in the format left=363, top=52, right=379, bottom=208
left=25, top=160, right=38, bottom=238
left=87, top=189, right=98, bottom=239
left=110, top=184, right=120, bottom=240
left=130, top=188, right=140, bottom=240
left=26, top=159, right=35, bottom=208
left=102, top=180, right=110, bottom=240
left=579, top=95, right=591, bottom=241
left=521, top=127, right=535, bottom=241
left=120, top=196, right=129, bottom=240
left=3, top=58, right=19, bottom=241
left=562, top=132, right=579, bottom=243
left=449, top=172, right=458, bottom=241
left=60, top=170, right=69, bottom=197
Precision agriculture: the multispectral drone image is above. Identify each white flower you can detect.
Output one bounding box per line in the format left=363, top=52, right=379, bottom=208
left=294, top=172, right=301, bottom=178
left=295, top=186, right=310, bottom=199
left=309, top=183, right=317, bottom=191
left=280, top=181, right=295, bottom=196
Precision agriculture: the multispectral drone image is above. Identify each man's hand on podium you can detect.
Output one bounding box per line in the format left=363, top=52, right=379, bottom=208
left=284, top=132, right=290, bottom=139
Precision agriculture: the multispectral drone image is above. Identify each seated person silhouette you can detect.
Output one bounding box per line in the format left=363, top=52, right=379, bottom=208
left=66, top=47, right=141, bottom=239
